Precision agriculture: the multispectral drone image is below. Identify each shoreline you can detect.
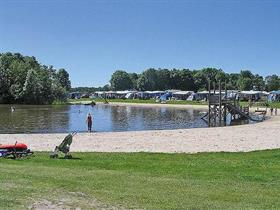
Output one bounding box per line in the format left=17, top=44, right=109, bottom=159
left=69, top=100, right=209, bottom=110
left=0, top=115, right=279, bottom=153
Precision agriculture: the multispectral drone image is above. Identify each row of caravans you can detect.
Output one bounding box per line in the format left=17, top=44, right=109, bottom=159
left=69, top=90, right=280, bottom=102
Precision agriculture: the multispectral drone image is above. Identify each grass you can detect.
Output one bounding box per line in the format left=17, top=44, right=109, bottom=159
left=1, top=151, right=280, bottom=209
left=68, top=98, right=208, bottom=105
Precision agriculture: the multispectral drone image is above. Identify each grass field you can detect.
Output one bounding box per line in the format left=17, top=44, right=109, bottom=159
left=69, top=98, right=206, bottom=106
left=1, top=151, right=280, bottom=209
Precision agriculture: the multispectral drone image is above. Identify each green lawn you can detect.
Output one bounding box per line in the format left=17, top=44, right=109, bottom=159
left=1, top=151, right=280, bottom=209
left=68, top=98, right=208, bottom=106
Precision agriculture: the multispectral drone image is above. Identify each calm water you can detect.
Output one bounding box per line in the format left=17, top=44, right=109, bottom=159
left=0, top=104, right=252, bottom=134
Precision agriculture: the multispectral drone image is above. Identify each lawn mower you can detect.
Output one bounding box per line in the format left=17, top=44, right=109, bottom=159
left=50, top=132, right=77, bottom=159
left=0, top=142, right=33, bottom=159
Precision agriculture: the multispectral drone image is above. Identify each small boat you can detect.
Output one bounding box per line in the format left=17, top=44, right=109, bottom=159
left=82, top=101, right=96, bottom=106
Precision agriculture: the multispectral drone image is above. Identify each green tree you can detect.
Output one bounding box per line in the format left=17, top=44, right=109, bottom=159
left=178, top=69, right=195, bottom=91
left=56, top=68, right=71, bottom=91
left=265, top=75, right=280, bottom=91
left=156, top=69, right=171, bottom=90
left=237, top=70, right=254, bottom=90
left=252, top=74, right=265, bottom=91
left=110, top=70, right=133, bottom=90
left=226, top=73, right=239, bottom=90
left=0, top=52, right=70, bottom=104
left=21, top=69, right=42, bottom=104
left=193, top=71, right=208, bottom=91
left=136, top=69, right=158, bottom=91
left=129, top=73, right=139, bottom=90
left=169, top=69, right=181, bottom=90
left=103, top=84, right=111, bottom=91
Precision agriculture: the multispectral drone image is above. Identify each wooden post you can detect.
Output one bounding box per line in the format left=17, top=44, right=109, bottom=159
left=225, top=82, right=227, bottom=100
left=213, top=82, right=216, bottom=95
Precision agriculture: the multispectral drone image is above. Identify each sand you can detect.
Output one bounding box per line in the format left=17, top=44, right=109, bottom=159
left=0, top=107, right=279, bottom=153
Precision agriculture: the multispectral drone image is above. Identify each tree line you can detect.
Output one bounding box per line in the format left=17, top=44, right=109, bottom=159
left=0, top=52, right=71, bottom=104
left=109, top=68, right=280, bottom=92
left=71, top=85, right=110, bottom=93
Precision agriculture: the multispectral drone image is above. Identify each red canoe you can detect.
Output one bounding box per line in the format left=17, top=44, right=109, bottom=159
left=0, top=143, right=28, bottom=150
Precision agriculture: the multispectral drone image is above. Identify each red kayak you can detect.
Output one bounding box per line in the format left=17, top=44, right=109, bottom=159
left=0, top=142, right=33, bottom=158
left=0, top=142, right=28, bottom=151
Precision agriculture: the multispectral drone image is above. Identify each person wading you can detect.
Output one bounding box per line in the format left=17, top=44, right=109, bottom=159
left=86, top=113, right=93, bottom=132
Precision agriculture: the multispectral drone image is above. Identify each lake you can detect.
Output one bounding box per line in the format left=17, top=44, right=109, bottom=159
left=0, top=104, right=252, bottom=134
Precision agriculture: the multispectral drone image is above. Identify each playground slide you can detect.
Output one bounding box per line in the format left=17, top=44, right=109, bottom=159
left=226, top=104, right=263, bottom=122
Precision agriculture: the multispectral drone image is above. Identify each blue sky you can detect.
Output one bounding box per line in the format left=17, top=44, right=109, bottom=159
left=0, top=0, right=279, bottom=87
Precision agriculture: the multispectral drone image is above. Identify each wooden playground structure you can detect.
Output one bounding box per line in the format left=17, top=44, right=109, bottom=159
left=203, top=80, right=263, bottom=127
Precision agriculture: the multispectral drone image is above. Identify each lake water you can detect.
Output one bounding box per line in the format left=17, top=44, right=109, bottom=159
left=0, top=104, right=252, bottom=134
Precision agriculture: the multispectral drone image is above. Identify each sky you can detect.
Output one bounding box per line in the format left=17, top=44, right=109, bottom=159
left=0, top=0, right=279, bottom=87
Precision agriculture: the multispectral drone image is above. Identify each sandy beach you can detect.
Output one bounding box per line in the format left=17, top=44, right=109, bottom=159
left=0, top=105, right=279, bottom=153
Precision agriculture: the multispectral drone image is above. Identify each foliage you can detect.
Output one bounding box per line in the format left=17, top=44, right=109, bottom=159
left=1, top=151, right=280, bottom=209
left=110, top=70, right=133, bottom=90
left=129, top=73, right=139, bottom=90
left=56, top=68, right=71, bottom=91
left=70, top=85, right=111, bottom=93
left=265, top=75, right=280, bottom=92
left=137, top=68, right=158, bottom=91
left=108, top=68, right=279, bottom=92
left=0, top=52, right=71, bottom=104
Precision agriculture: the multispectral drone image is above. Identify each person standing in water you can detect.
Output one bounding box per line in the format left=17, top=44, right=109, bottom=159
left=270, top=107, right=274, bottom=115
left=86, top=113, right=93, bottom=132
left=11, top=106, right=15, bottom=112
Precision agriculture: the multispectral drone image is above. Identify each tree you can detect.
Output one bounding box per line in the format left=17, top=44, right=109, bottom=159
left=177, top=69, right=195, bottom=91
left=56, top=68, right=71, bottom=91
left=156, top=69, right=171, bottom=90
left=0, top=52, right=71, bottom=104
left=129, top=73, right=139, bottom=90
left=103, top=84, right=111, bottom=91
left=265, top=75, right=280, bottom=91
left=237, top=70, right=254, bottom=90
left=21, top=69, right=42, bottom=104
left=193, top=71, right=208, bottom=91
left=110, top=70, right=133, bottom=90
left=252, top=74, right=265, bottom=91
left=226, top=73, right=239, bottom=90
left=0, top=67, right=12, bottom=103
left=136, top=69, right=158, bottom=91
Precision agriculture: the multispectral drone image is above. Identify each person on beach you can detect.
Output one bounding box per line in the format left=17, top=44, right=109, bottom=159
left=275, top=108, right=278, bottom=115
left=270, top=107, right=273, bottom=115
left=86, top=113, right=93, bottom=132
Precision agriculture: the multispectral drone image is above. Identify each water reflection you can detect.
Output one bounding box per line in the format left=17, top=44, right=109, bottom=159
left=0, top=104, right=253, bottom=134
left=0, top=105, right=70, bottom=133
